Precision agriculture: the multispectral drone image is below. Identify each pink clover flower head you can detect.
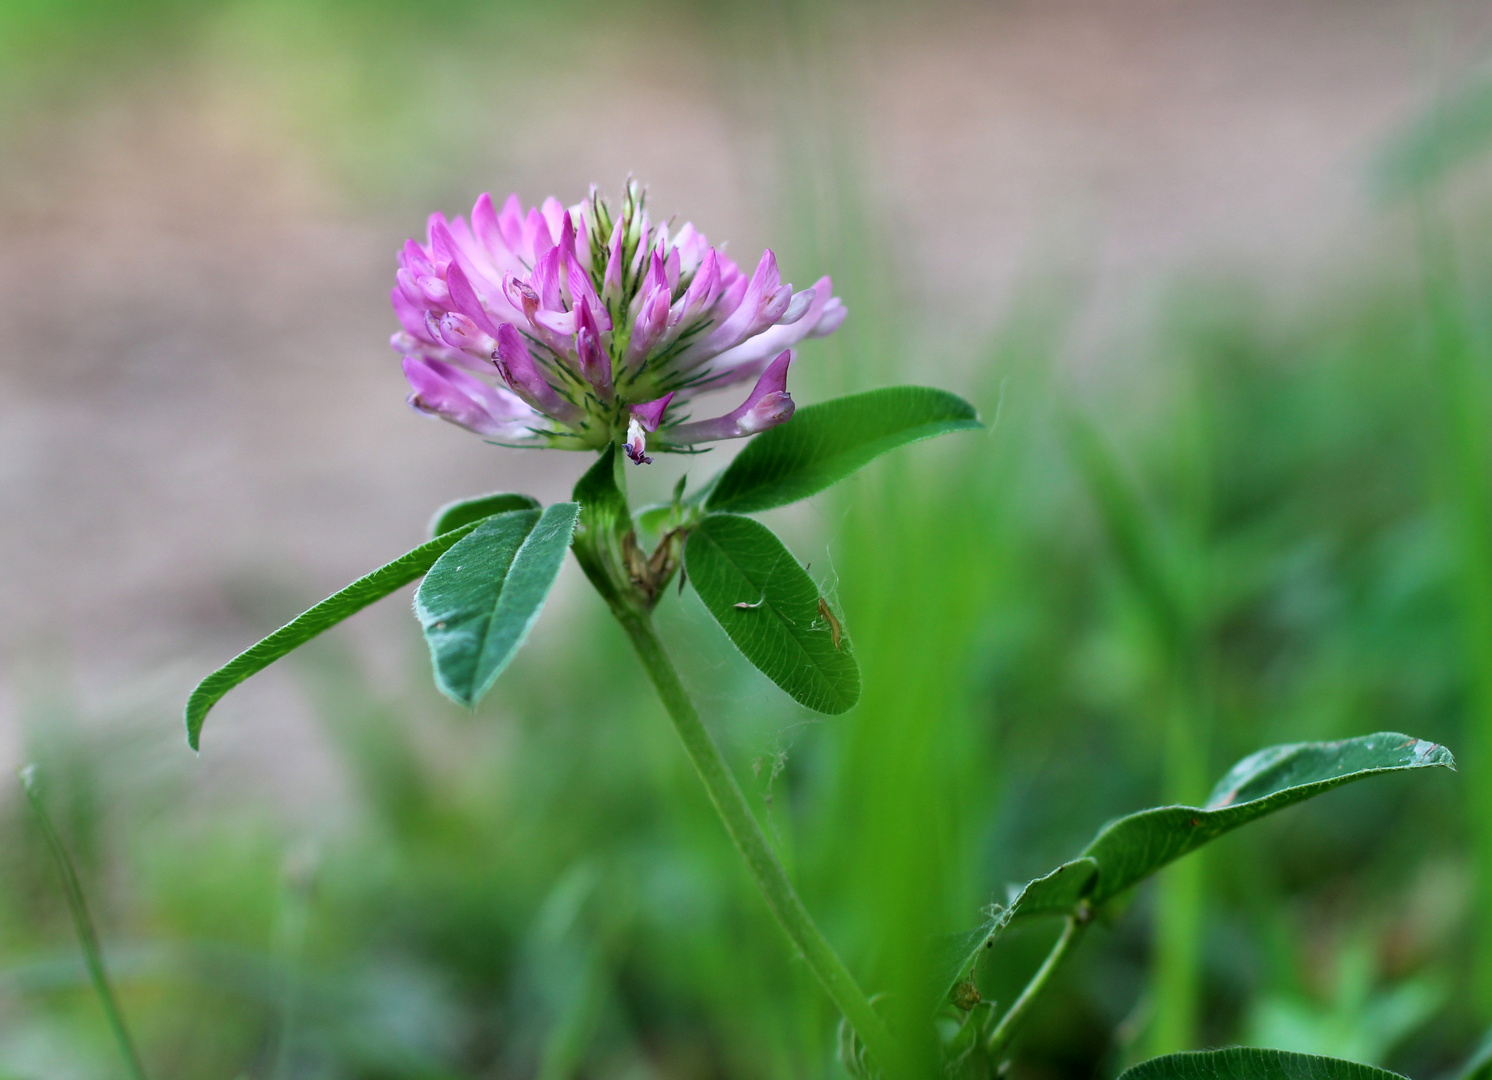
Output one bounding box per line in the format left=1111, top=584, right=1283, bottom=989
left=390, top=181, right=845, bottom=461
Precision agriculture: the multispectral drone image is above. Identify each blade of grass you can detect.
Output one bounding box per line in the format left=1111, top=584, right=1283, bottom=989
left=18, top=765, right=150, bottom=1080
left=1064, top=409, right=1211, bottom=1055
left=1415, top=197, right=1492, bottom=1013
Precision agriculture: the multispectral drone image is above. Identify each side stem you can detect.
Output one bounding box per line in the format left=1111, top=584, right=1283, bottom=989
left=985, top=912, right=1089, bottom=1061
left=613, top=607, right=898, bottom=1075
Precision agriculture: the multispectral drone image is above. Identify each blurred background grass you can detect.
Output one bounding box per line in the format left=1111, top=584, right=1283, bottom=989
left=4, top=0, right=1492, bottom=1077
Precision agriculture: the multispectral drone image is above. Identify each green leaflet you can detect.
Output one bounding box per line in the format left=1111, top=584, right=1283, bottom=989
left=943, top=733, right=1454, bottom=949
left=185, top=518, right=486, bottom=749
left=429, top=492, right=542, bottom=537
left=684, top=514, right=860, bottom=714
left=1085, top=733, right=1451, bottom=910
left=415, top=503, right=579, bottom=707
left=1016, top=733, right=1453, bottom=921
left=1119, top=1048, right=1407, bottom=1080
left=704, top=386, right=981, bottom=514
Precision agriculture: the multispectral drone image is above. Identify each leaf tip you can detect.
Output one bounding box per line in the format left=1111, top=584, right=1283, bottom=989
left=819, top=673, right=862, bottom=715
left=1424, top=740, right=1457, bottom=771
left=184, top=697, right=206, bottom=751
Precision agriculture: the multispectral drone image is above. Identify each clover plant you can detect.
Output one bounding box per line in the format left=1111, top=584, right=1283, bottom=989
left=182, top=183, right=1458, bottom=1080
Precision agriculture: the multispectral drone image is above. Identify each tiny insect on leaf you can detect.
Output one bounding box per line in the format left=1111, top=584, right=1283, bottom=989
left=818, top=597, right=843, bottom=650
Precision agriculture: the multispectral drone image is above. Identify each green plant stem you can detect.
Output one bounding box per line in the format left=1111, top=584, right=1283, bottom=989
left=19, top=768, right=149, bottom=1080
left=613, top=607, right=898, bottom=1075
left=985, top=914, right=1088, bottom=1061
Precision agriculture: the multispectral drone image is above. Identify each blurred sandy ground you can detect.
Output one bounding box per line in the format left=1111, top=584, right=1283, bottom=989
left=0, top=0, right=1487, bottom=806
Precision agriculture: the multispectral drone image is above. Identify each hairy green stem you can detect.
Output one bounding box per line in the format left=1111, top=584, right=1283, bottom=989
left=19, top=768, right=149, bottom=1080
left=613, top=608, right=898, bottom=1075
left=985, top=913, right=1089, bottom=1061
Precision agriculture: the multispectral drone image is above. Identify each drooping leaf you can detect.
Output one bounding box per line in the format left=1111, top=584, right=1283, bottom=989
left=943, top=735, right=1453, bottom=991
left=996, top=735, right=1453, bottom=923
left=1119, top=1048, right=1406, bottom=1080
left=416, top=503, right=579, bottom=706
left=429, top=492, right=541, bottom=537
left=684, top=513, right=859, bottom=713
left=185, top=518, right=486, bottom=749
left=704, top=386, right=981, bottom=514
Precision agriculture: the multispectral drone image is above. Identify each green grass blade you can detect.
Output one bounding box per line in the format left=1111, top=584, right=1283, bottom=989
left=1064, top=404, right=1209, bottom=1053
left=185, top=519, right=484, bottom=748
left=19, top=766, right=150, bottom=1080
left=1063, top=409, right=1186, bottom=647
left=1415, top=201, right=1492, bottom=1012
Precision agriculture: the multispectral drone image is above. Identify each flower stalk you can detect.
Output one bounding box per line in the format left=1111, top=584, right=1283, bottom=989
left=611, top=604, right=899, bottom=1075
left=566, top=442, right=894, bottom=1071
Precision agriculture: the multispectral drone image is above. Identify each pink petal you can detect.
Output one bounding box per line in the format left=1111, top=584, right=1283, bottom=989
left=665, top=351, right=796, bottom=445
left=630, top=392, right=674, bottom=431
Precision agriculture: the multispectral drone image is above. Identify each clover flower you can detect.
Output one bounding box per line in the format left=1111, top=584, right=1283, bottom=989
left=391, top=182, right=846, bottom=463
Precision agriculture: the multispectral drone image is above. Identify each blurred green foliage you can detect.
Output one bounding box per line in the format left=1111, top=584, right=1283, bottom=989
left=6, top=247, right=1485, bottom=1076
left=6, top=0, right=1492, bottom=1077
